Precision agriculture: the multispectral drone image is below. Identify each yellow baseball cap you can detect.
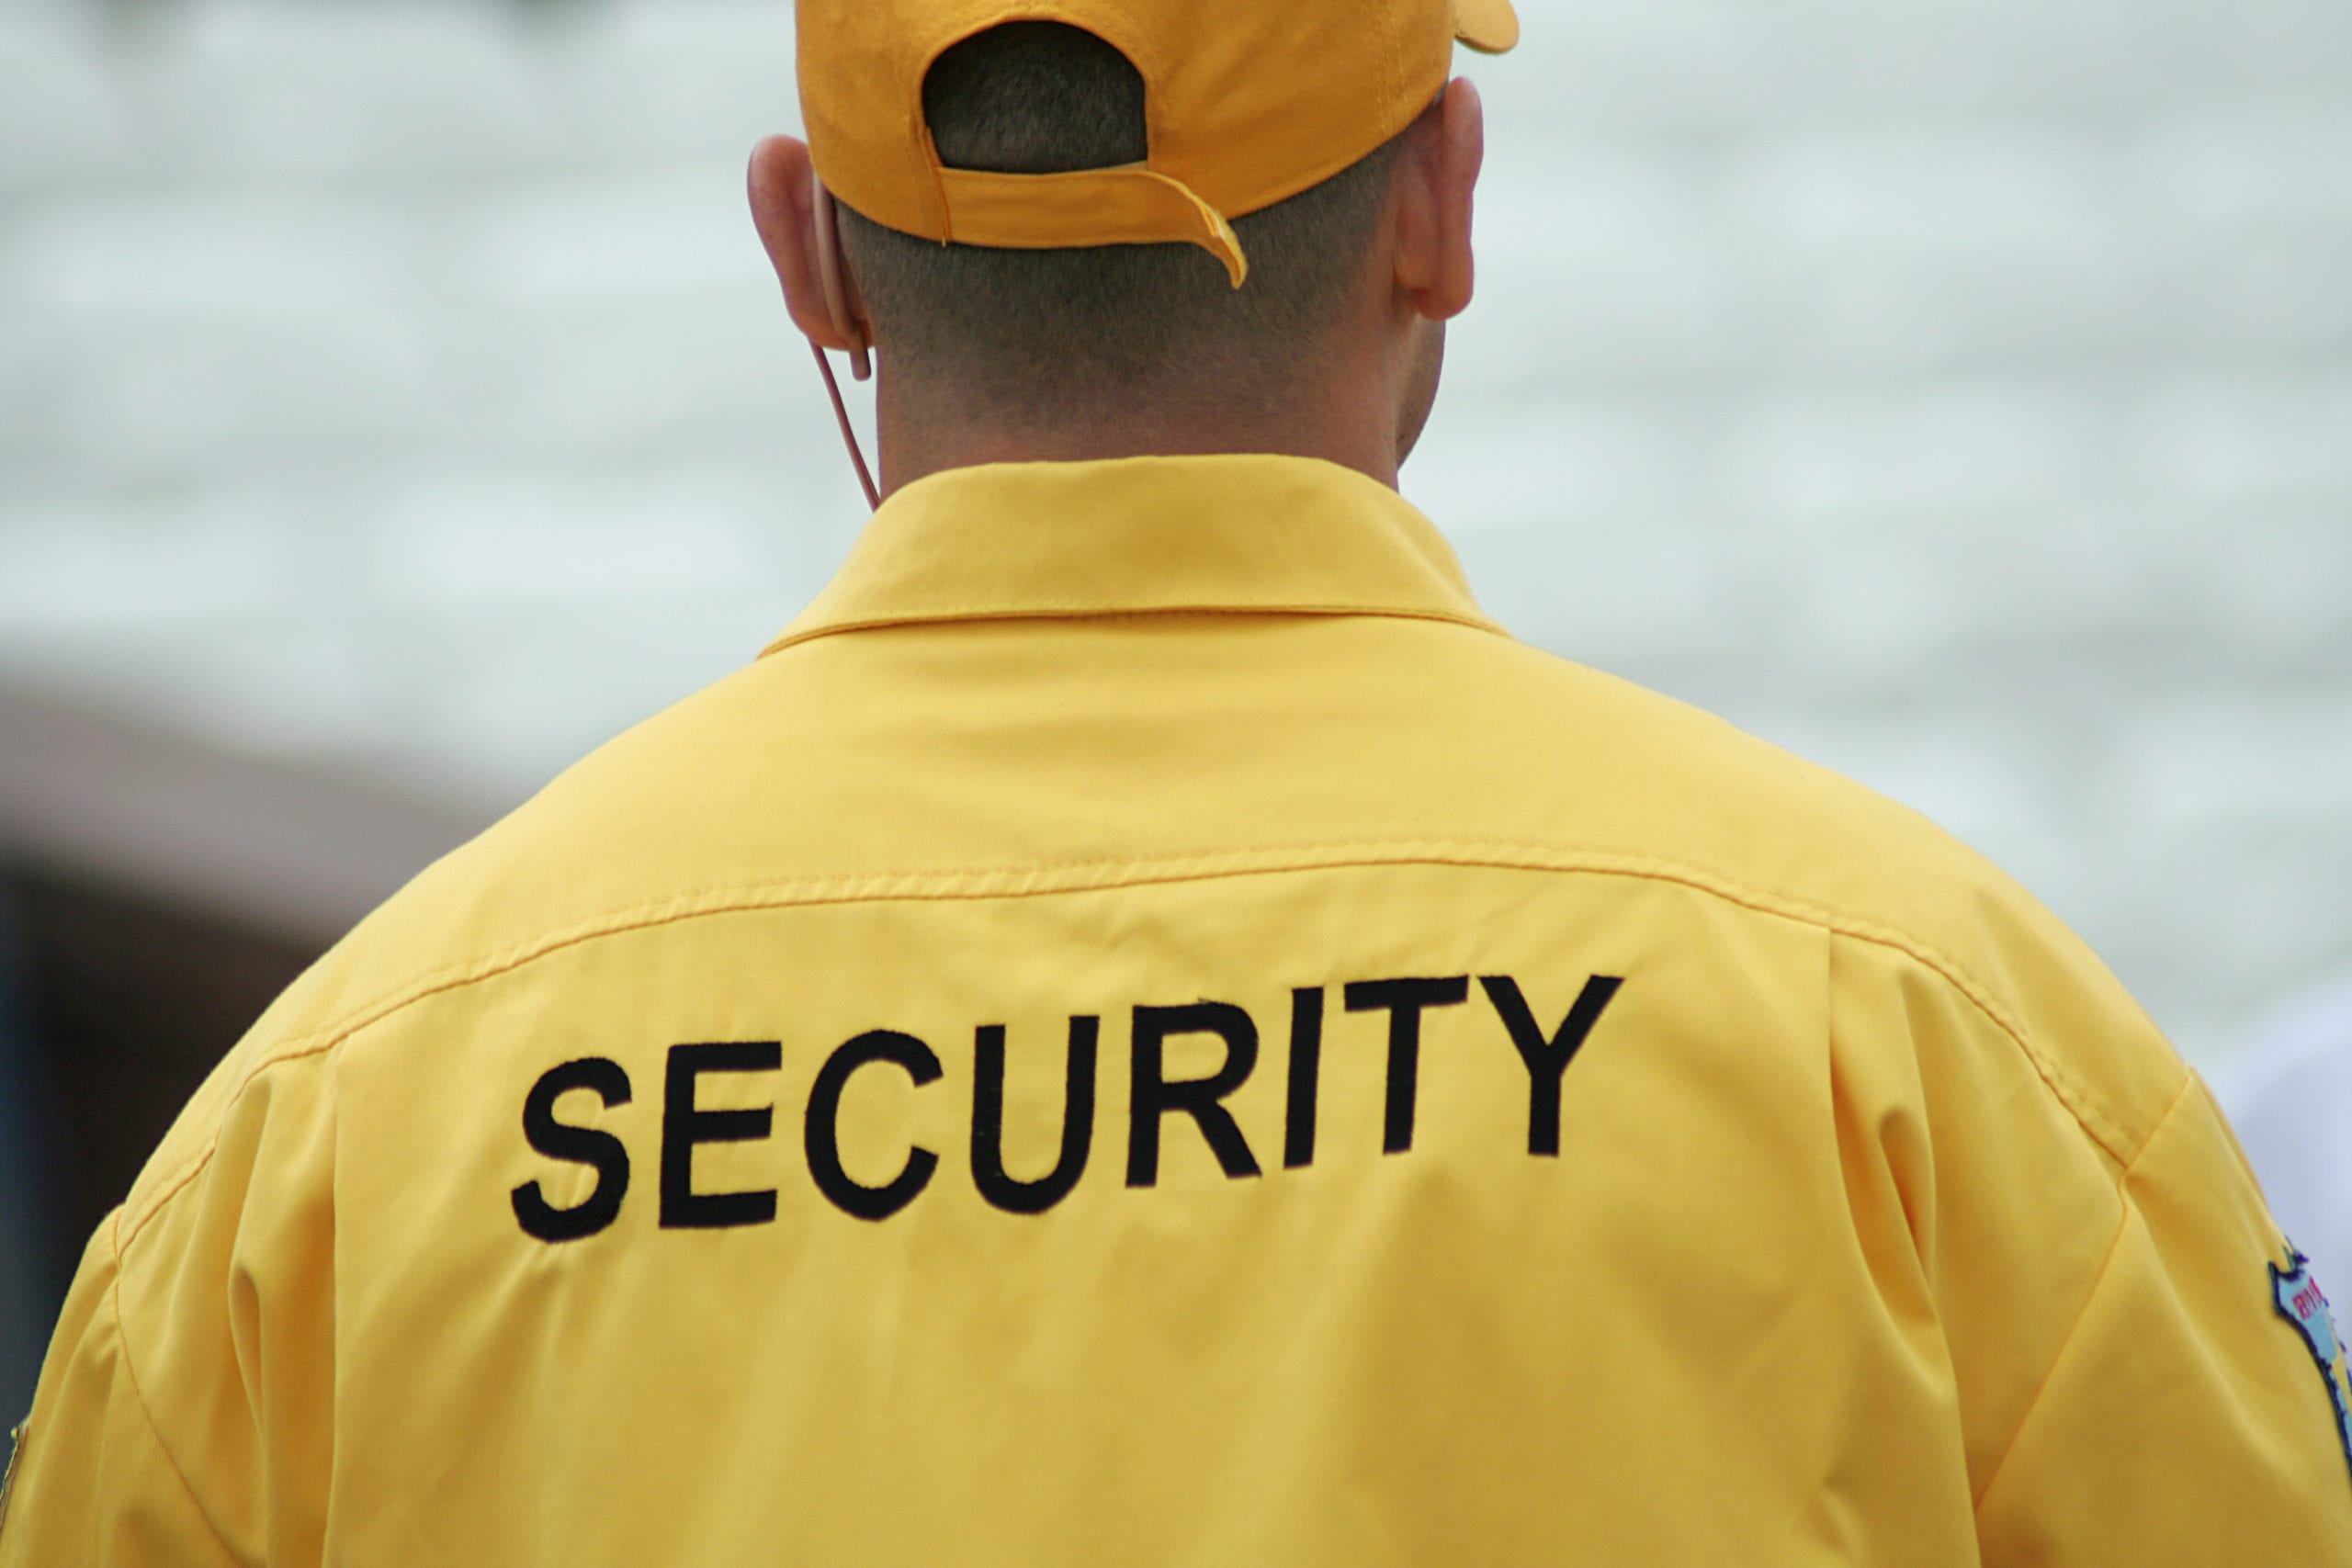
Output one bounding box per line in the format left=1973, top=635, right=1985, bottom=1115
left=797, top=0, right=1519, bottom=288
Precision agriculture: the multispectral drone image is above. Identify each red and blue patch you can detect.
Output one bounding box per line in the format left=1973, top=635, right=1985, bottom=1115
left=2271, top=1247, right=2352, bottom=1488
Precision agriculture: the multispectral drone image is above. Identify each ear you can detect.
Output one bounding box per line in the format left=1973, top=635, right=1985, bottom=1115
left=1390, top=77, right=1485, bottom=323
left=747, top=135, right=871, bottom=355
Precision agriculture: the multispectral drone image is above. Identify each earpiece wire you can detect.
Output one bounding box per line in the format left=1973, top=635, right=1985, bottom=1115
left=810, top=341, right=881, bottom=512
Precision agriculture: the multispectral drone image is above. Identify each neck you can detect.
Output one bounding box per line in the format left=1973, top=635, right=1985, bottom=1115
left=875, top=413, right=1402, bottom=497
left=868, top=341, right=1405, bottom=499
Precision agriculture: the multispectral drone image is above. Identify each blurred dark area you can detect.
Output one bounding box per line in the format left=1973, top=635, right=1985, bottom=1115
left=0, top=681, right=487, bottom=1420
left=0, top=863, right=319, bottom=1418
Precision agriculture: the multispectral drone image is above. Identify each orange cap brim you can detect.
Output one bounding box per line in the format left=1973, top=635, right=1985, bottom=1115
left=1453, top=0, right=1520, bottom=54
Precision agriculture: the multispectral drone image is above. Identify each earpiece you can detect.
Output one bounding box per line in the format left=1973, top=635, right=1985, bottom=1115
left=807, top=172, right=880, bottom=510
left=810, top=175, right=872, bottom=382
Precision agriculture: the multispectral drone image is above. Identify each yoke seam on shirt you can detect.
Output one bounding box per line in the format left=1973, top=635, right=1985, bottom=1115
left=114, top=836, right=2139, bottom=1248
left=1968, top=1073, right=2198, bottom=1515
left=105, top=1208, right=243, bottom=1562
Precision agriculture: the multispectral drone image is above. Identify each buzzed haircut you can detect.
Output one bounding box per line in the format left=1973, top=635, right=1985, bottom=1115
left=837, top=21, right=1403, bottom=417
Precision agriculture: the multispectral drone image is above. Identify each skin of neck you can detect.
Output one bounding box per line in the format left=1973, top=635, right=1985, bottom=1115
left=747, top=79, right=1485, bottom=501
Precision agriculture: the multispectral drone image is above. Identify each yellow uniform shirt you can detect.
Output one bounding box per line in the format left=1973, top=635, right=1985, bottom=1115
left=6, top=455, right=2349, bottom=1565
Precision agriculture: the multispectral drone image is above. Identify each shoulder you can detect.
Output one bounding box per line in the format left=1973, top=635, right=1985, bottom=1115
left=115, top=659, right=809, bottom=1230
left=1408, top=631, right=2189, bottom=1160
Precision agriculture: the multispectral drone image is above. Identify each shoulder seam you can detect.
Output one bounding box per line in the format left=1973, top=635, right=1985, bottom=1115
left=105, top=1210, right=244, bottom=1562
left=117, top=836, right=2141, bottom=1243
left=1970, top=1071, right=2198, bottom=1512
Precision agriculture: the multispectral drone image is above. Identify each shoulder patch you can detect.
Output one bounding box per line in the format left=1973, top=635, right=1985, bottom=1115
left=2271, top=1247, right=2352, bottom=1487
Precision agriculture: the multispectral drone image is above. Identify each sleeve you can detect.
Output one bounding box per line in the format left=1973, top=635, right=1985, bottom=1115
left=1971, top=1074, right=2352, bottom=1560
left=0, top=1224, right=240, bottom=1567
left=1829, top=929, right=2352, bottom=1560
left=1, top=1054, right=340, bottom=1568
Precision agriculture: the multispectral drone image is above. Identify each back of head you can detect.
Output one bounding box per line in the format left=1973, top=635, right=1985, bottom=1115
left=838, top=22, right=1401, bottom=427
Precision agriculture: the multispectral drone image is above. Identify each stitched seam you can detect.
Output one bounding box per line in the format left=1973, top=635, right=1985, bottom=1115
left=117, top=838, right=2141, bottom=1247
left=106, top=1210, right=243, bottom=1563
left=1387, top=0, right=1408, bottom=164
left=1969, top=1072, right=2197, bottom=1513
left=762, top=603, right=1505, bottom=657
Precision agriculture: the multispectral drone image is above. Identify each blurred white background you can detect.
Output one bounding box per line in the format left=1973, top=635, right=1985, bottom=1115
left=1, top=0, right=2348, bottom=1070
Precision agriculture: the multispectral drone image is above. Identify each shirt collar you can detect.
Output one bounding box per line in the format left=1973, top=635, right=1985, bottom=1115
left=763, top=454, right=1502, bottom=656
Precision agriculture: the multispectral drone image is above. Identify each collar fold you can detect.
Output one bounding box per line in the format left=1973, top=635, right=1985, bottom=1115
left=764, top=455, right=1500, bottom=656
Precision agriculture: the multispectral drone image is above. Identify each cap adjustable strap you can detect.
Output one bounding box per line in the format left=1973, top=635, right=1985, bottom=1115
left=934, top=164, right=1250, bottom=288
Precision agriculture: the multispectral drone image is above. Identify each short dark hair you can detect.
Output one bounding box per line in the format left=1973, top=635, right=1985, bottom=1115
left=838, top=22, right=1401, bottom=418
